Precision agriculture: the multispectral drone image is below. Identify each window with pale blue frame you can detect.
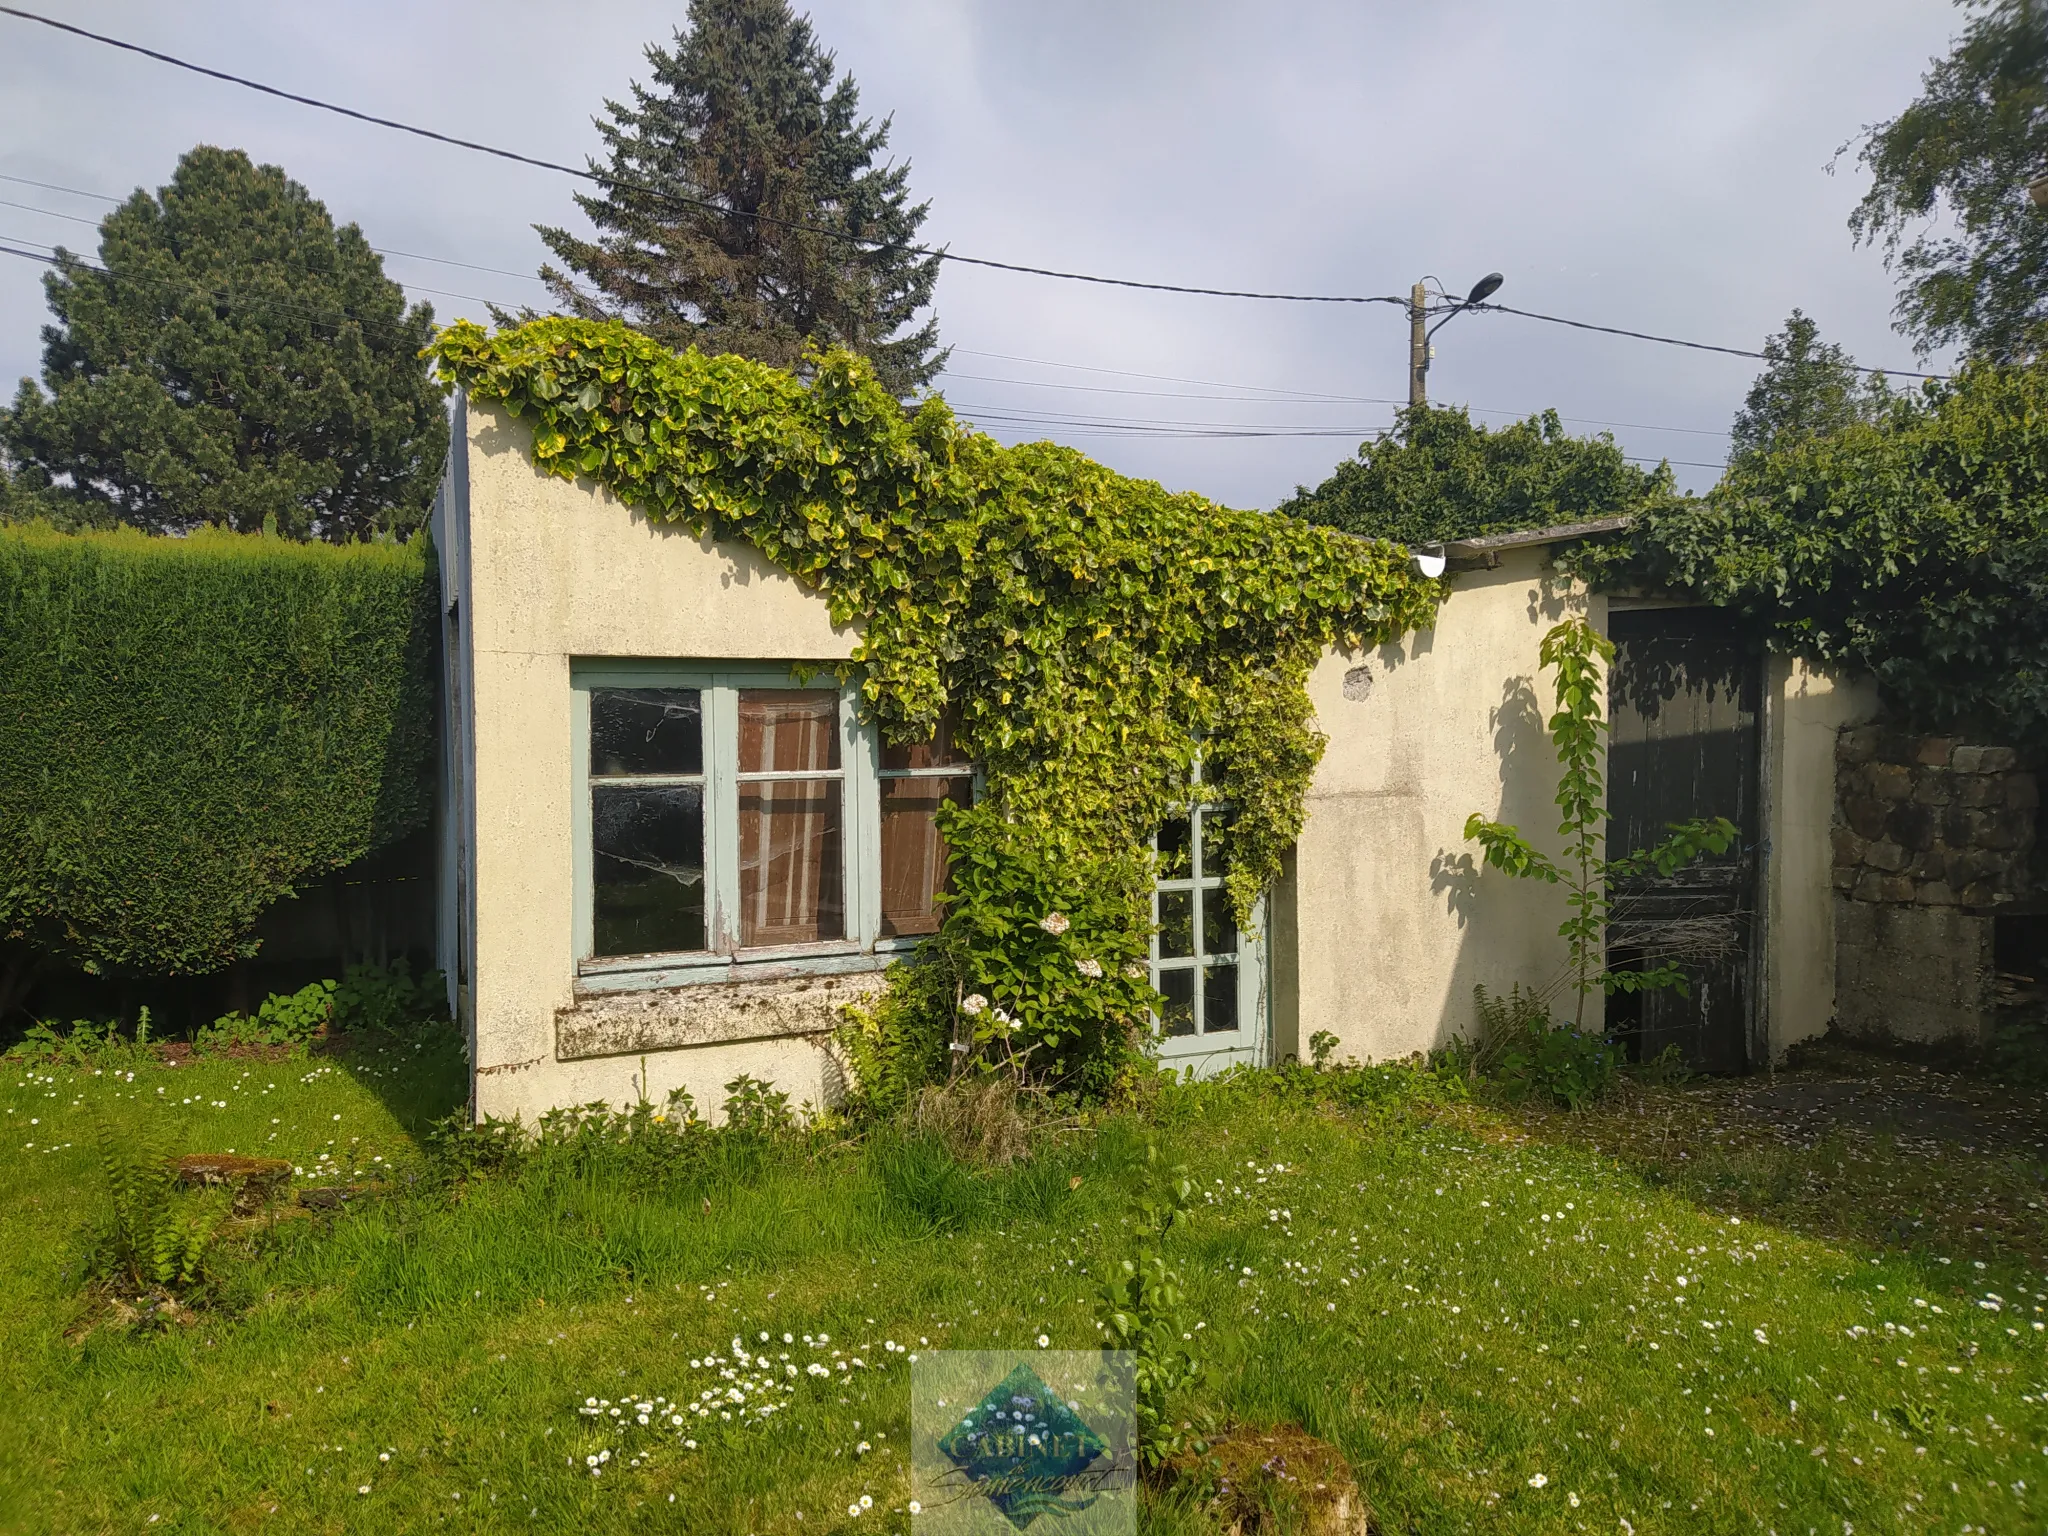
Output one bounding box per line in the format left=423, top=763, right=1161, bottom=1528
left=574, top=664, right=970, bottom=985
left=1150, top=785, right=1242, bottom=1039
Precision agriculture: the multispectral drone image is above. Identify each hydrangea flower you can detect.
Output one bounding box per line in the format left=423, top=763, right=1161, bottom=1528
left=1039, top=912, right=1070, bottom=936
left=961, top=993, right=988, bottom=1015
left=1075, top=958, right=1103, bottom=979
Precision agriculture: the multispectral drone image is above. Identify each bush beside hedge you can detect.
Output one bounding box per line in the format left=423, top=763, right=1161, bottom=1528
left=0, top=523, right=436, bottom=999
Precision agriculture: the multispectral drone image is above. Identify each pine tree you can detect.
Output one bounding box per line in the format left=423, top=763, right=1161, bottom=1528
left=0, top=146, right=446, bottom=541
left=532, top=0, right=944, bottom=396
left=1728, top=311, right=1879, bottom=467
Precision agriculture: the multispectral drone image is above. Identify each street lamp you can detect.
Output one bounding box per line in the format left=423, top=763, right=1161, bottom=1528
left=1409, top=272, right=1505, bottom=406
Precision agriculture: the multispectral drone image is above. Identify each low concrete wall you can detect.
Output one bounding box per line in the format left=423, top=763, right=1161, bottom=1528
left=1834, top=898, right=1996, bottom=1046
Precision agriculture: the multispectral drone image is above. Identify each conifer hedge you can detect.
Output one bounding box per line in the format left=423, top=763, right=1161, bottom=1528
left=0, top=524, right=436, bottom=997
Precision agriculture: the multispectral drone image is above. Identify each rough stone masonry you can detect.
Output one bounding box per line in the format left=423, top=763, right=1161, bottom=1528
left=1832, top=728, right=2038, bottom=1045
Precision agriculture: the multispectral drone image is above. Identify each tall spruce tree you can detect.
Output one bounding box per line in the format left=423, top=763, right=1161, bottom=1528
left=533, top=0, right=944, bottom=395
left=0, top=146, right=446, bottom=540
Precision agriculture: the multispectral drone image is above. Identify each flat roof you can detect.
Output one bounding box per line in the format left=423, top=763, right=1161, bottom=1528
left=1443, top=515, right=1633, bottom=556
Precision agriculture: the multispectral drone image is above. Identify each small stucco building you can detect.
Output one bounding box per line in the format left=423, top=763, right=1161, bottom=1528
left=433, top=399, right=1872, bottom=1123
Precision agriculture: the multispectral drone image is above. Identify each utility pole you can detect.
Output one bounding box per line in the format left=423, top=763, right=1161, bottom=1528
left=1408, top=280, right=1429, bottom=407
left=1406, top=272, right=1504, bottom=412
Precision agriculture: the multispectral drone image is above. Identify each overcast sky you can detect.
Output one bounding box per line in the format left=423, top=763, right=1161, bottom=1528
left=0, top=0, right=1968, bottom=508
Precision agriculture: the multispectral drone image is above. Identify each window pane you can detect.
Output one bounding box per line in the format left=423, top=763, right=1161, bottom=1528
left=879, top=775, right=972, bottom=938
left=880, top=713, right=970, bottom=772
left=1156, top=816, right=1192, bottom=879
left=738, top=778, right=845, bottom=946
left=591, top=688, right=702, bottom=777
left=1202, top=963, right=1240, bottom=1033
left=1157, top=890, right=1193, bottom=959
left=1198, top=809, right=1233, bottom=882
left=1157, top=967, right=1196, bottom=1037
left=1201, top=889, right=1237, bottom=957
left=738, top=689, right=840, bottom=773
left=591, top=784, right=706, bottom=957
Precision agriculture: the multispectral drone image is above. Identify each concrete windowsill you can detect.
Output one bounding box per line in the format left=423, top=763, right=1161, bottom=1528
left=554, top=970, right=889, bottom=1062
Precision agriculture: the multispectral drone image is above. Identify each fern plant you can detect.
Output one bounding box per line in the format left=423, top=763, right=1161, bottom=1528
left=88, top=1115, right=224, bottom=1293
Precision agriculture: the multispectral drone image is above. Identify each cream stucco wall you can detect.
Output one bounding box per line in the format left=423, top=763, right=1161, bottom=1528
left=1761, top=655, right=1880, bottom=1060
left=1280, top=548, right=1596, bottom=1063
left=448, top=400, right=1860, bottom=1112
left=458, top=405, right=860, bottom=1124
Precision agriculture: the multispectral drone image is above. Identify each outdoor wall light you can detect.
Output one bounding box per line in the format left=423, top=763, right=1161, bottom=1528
left=1410, top=544, right=1447, bottom=579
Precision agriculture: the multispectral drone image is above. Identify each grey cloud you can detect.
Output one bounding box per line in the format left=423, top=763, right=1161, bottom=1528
left=0, top=0, right=1961, bottom=508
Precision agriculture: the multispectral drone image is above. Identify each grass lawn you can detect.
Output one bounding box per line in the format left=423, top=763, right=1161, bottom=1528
left=3, top=1031, right=2047, bottom=1534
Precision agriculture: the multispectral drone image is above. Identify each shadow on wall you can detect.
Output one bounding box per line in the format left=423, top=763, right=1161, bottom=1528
left=1428, top=673, right=1543, bottom=930
left=1428, top=580, right=1591, bottom=1052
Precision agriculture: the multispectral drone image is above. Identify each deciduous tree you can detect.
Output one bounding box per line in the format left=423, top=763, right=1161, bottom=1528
left=1280, top=404, right=1670, bottom=546
left=1851, top=0, right=2048, bottom=359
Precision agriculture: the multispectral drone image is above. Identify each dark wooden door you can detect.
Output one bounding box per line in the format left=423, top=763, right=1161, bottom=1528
left=1605, top=608, right=1761, bottom=1074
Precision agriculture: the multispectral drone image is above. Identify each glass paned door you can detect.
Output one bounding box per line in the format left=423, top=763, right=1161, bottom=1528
left=1151, top=798, right=1265, bottom=1076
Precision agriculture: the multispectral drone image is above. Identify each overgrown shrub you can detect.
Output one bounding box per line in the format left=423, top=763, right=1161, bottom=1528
left=1281, top=401, right=1672, bottom=545
left=0, top=523, right=437, bottom=1015
left=1471, top=984, right=1619, bottom=1109
left=837, top=953, right=958, bottom=1119
left=5, top=1008, right=156, bottom=1068
left=426, top=1076, right=807, bottom=1194
left=1572, top=361, right=2048, bottom=739
left=197, top=980, right=336, bottom=1052
left=332, top=957, right=446, bottom=1034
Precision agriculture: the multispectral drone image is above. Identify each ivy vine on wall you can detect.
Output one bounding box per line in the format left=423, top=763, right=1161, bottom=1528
left=429, top=318, right=1443, bottom=1094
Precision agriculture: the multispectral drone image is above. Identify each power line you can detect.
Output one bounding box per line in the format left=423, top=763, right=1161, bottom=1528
left=0, top=241, right=1731, bottom=474
left=0, top=230, right=514, bottom=314
left=0, top=236, right=464, bottom=343
left=0, top=6, right=1418, bottom=309
left=0, top=7, right=1952, bottom=380
left=0, top=178, right=1742, bottom=436
left=1475, top=302, right=1944, bottom=382
left=940, top=366, right=1734, bottom=437
left=959, top=411, right=1726, bottom=469
left=950, top=400, right=1729, bottom=468
left=0, top=171, right=118, bottom=204
left=0, top=173, right=550, bottom=287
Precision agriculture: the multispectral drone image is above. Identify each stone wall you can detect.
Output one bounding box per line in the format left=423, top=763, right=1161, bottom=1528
left=1831, top=729, right=2036, bottom=906
left=1831, top=728, right=2038, bottom=1044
